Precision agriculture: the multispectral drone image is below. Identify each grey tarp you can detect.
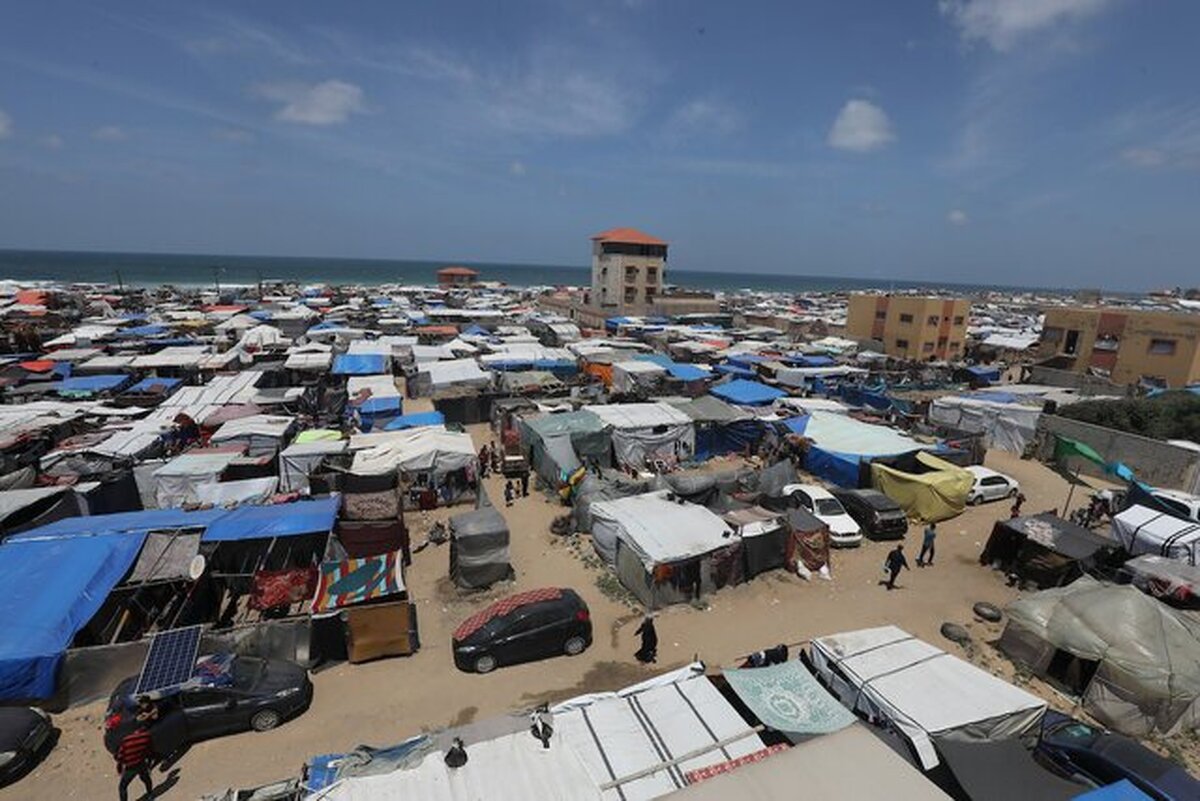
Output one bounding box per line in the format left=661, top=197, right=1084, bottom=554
left=127, top=531, right=203, bottom=583
left=1001, top=576, right=1200, bottom=736
left=449, top=507, right=512, bottom=589
left=520, top=411, right=610, bottom=486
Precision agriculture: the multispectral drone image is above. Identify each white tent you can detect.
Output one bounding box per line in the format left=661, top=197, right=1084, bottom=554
left=151, top=451, right=241, bottom=508
left=611, top=361, right=667, bottom=393
left=194, top=476, right=278, bottom=506
left=413, top=358, right=491, bottom=395
left=1112, top=505, right=1200, bottom=565
left=130, top=345, right=210, bottom=370
left=589, top=403, right=695, bottom=467
left=928, top=396, right=1041, bottom=453
left=590, top=490, right=732, bottom=569
left=350, top=428, right=477, bottom=476
left=809, top=626, right=1046, bottom=770
left=209, top=414, right=295, bottom=457
left=279, top=439, right=348, bottom=493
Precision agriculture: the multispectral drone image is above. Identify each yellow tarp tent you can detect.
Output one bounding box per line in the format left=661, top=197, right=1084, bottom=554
left=871, top=452, right=973, bottom=523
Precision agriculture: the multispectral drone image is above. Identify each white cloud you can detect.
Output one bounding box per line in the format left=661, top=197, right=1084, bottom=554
left=1109, top=103, right=1200, bottom=172
left=253, top=80, right=365, bottom=125
left=827, top=99, right=895, bottom=152
left=509, top=160, right=527, bottom=176
left=39, top=133, right=63, bottom=149
left=483, top=68, right=637, bottom=137
left=664, top=98, right=742, bottom=139
left=0, top=109, right=10, bottom=139
left=92, top=125, right=128, bottom=141
left=939, top=0, right=1113, bottom=52
left=212, top=127, right=255, bottom=143
left=1121, top=147, right=1166, bottom=168
left=947, top=209, right=969, bottom=225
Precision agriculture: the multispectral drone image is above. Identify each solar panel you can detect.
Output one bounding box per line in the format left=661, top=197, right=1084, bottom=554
left=134, top=625, right=203, bottom=695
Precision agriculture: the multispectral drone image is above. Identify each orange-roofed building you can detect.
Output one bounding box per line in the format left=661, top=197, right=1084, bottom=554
left=437, top=265, right=479, bottom=286
left=590, top=227, right=667, bottom=312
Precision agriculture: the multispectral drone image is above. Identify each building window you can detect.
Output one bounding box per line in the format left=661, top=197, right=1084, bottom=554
left=953, top=316, right=964, bottom=325
left=625, top=266, right=638, bottom=283
left=1064, top=330, right=1080, bottom=356
left=899, top=313, right=914, bottom=324
left=927, top=315, right=939, bottom=325
left=895, top=338, right=909, bottom=349
left=1094, top=335, right=1120, bottom=352
left=1149, top=338, right=1177, bottom=356
left=949, top=341, right=961, bottom=350
left=624, top=287, right=637, bottom=304
left=923, top=342, right=935, bottom=352
left=875, top=310, right=887, bottom=320
left=646, top=267, right=658, bottom=284
left=1042, top=327, right=1063, bottom=344
left=645, top=286, right=656, bottom=300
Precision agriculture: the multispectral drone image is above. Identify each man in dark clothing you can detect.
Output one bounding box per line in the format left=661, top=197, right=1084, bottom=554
left=634, top=615, right=658, bottom=663
left=520, top=471, right=530, bottom=497
left=504, top=480, right=514, bottom=507
left=116, top=722, right=154, bottom=801
left=883, top=544, right=909, bottom=590
left=917, top=522, right=936, bottom=567
left=478, top=445, right=490, bottom=478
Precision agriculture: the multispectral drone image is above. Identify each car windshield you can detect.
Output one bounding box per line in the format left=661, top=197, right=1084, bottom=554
left=232, top=659, right=264, bottom=691
left=1052, top=721, right=1099, bottom=746
left=816, top=498, right=845, bottom=516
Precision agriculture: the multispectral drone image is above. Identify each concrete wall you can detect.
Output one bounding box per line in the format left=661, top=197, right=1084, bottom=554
left=1036, top=414, right=1200, bottom=494
left=1026, top=365, right=1125, bottom=396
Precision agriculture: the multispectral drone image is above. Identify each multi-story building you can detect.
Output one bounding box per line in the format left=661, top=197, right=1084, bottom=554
left=845, top=294, right=971, bottom=361
left=1036, top=306, right=1200, bottom=387
left=588, top=227, right=667, bottom=312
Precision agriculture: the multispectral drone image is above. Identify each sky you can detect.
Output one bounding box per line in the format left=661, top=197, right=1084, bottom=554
left=0, top=0, right=1198, bottom=290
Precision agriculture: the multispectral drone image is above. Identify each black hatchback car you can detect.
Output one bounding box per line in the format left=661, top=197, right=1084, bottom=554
left=105, top=655, right=312, bottom=758
left=0, top=707, right=56, bottom=787
left=453, top=587, right=592, bottom=674
left=831, top=488, right=908, bottom=540
left=1036, top=711, right=1200, bottom=800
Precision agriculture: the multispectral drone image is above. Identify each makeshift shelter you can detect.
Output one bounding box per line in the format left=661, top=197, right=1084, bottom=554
left=347, top=374, right=403, bottom=430
left=0, top=486, right=89, bottom=538
left=408, top=358, right=491, bottom=397
left=520, top=410, right=610, bottom=488
left=979, top=514, right=1113, bottom=588
left=611, top=360, right=666, bottom=394
left=1111, top=505, right=1200, bottom=565
left=720, top=506, right=787, bottom=580
left=589, top=491, right=735, bottom=608
left=928, top=396, right=1041, bottom=454
left=870, top=452, right=973, bottom=523
left=809, top=625, right=1046, bottom=770
left=311, top=550, right=407, bottom=615
left=150, top=450, right=241, bottom=508
left=668, top=396, right=762, bottom=460
left=709, top=379, right=786, bottom=407
left=332, top=353, right=388, bottom=376
left=279, top=439, right=349, bottom=494
left=449, top=506, right=512, bottom=589
left=208, top=414, right=295, bottom=457
left=789, top=411, right=925, bottom=488
left=589, top=402, right=696, bottom=469
left=1120, top=554, right=1200, bottom=608
left=382, top=411, right=445, bottom=431
left=1000, top=577, right=1200, bottom=736
left=350, top=429, right=477, bottom=509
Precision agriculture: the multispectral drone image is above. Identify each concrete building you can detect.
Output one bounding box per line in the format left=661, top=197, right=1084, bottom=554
left=845, top=294, right=971, bottom=361
left=436, top=266, right=478, bottom=286
left=588, top=227, right=667, bottom=312
left=1036, top=306, right=1200, bottom=388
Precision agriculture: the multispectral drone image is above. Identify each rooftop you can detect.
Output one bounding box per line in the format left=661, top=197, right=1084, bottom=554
left=591, top=227, right=667, bottom=246
left=437, top=266, right=479, bottom=276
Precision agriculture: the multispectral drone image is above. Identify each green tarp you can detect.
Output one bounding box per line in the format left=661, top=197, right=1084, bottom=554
left=722, top=660, right=856, bottom=741
left=1054, top=435, right=1106, bottom=468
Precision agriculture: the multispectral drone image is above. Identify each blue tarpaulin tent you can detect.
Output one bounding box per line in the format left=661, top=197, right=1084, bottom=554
left=786, top=354, right=836, bottom=367
left=965, top=364, right=1002, bottom=385
left=8, top=507, right=227, bottom=543
left=710, top=379, right=786, bottom=407
left=727, top=354, right=766, bottom=369
left=384, top=411, right=446, bottom=430
left=461, top=324, right=489, bottom=337
left=125, top=376, right=183, bottom=394
left=0, top=533, right=146, bottom=699
left=332, top=353, right=387, bottom=375
left=714, top=363, right=757, bottom=379
left=667, top=363, right=710, bottom=382
left=203, top=496, right=340, bottom=542
left=113, top=324, right=169, bottom=339
left=605, top=316, right=635, bottom=332
left=56, top=374, right=133, bottom=396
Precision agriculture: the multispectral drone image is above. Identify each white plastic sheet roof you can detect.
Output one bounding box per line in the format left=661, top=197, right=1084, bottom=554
left=418, top=358, right=491, bottom=388
left=801, top=411, right=924, bottom=456
left=209, top=414, right=294, bottom=443
left=149, top=372, right=262, bottom=422
left=1112, top=505, right=1200, bottom=565
left=589, top=402, right=692, bottom=430
left=590, top=490, right=733, bottom=569
left=350, top=428, right=476, bottom=475
left=131, top=345, right=210, bottom=369
left=347, top=374, right=401, bottom=400
left=284, top=351, right=332, bottom=371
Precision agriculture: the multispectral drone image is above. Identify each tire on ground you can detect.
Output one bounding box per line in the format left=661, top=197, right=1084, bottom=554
left=973, top=601, right=1003, bottom=623
left=940, top=622, right=971, bottom=645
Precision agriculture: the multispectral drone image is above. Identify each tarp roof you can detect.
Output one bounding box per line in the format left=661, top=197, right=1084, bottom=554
left=589, top=402, right=692, bottom=430
left=935, top=737, right=1083, bottom=801
left=667, top=395, right=752, bottom=424
left=802, top=410, right=925, bottom=456
left=332, top=353, right=388, bottom=376
left=1112, top=505, right=1200, bottom=565
left=125, top=376, right=183, bottom=394
left=203, top=496, right=340, bottom=542
left=590, top=491, right=732, bottom=569
left=383, top=411, right=446, bottom=430
left=709, top=379, right=787, bottom=407
left=57, top=374, right=132, bottom=395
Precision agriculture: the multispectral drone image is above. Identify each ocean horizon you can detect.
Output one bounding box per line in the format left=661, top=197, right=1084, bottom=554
left=0, top=248, right=1086, bottom=296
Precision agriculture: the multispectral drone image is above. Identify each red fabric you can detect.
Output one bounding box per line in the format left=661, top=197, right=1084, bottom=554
left=683, top=744, right=789, bottom=784
left=17, top=360, right=55, bottom=372
left=117, top=729, right=153, bottom=770
left=250, top=565, right=318, bottom=610
left=453, top=587, right=563, bottom=641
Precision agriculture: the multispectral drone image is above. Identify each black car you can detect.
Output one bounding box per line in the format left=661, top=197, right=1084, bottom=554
left=105, top=655, right=312, bottom=757
left=453, top=588, right=592, bottom=674
left=0, top=707, right=56, bottom=786
left=831, top=488, right=908, bottom=540
left=1036, top=711, right=1200, bottom=800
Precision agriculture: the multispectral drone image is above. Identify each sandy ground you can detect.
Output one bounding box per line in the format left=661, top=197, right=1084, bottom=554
left=7, top=409, right=1152, bottom=800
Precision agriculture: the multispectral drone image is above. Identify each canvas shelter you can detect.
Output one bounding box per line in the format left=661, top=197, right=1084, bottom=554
left=667, top=396, right=761, bottom=460
left=928, top=395, right=1041, bottom=454
left=589, top=402, right=696, bottom=468
left=979, top=514, right=1112, bottom=588
left=1111, top=505, right=1200, bottom=565
left=611, top=360, right=666, bottom=394
left=208, top=414, right=295, bottom=457
left=448, top=506, right=511, bottom=589
left=332, top=353, right=388, bottom=376
left=150, top=450, right=242, bottom=508
left=346, top=374, right=403, bottom=429
left=520, top=410, right=610, bottom=487
left=1000, top=577, right=1200, bottom=736
left=351, top=428, right=478, bottom=507
left=408, top=358, right=491, bottom=397
left=788, top=411, right=925, bottom=488
left=809, top=625, right=1046, bottom=770
left=1120, top=554, right=1200, bottom=608
left=709, top=379, right=786, bottom=407
left=870, top=452, right=973, bottom=523
left=0, top=486, right=90, bottom=539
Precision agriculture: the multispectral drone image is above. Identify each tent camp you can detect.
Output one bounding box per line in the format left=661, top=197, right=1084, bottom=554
left=928, top=396, right=1041, bottom=454
left=870, top=452, right=973, bottom=523
left=520, top=410, right=610, bottom=488
left=279, top=439, right=349, bottom=494
left=589, top=403, right=696, bottom=468
left=1000, top=577, right=1200, bottom=736
left=788, top=411, right=925, bottom=488
left=589, top=491, right=735, bottom=608
left=667, top=396, right=761, bottom=460
left=809, top=625, right=1046, bottom=770
left=408, top=358, right=491, bottom=397
left=979, top=514, right=1113, bottom=589
left=448, top=506, right=512, bottom=589
left=1111, top=505, right=1200, bottom=565
left=351, top=429, right=478, bottom=506
left=708, top=379, right=787, bottom=407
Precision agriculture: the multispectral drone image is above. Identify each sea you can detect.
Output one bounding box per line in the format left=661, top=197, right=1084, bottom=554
left=0, top=248, right=1077, bottom=295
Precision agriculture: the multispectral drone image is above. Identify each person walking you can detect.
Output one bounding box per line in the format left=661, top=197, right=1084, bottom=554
left=917, top=522, right=936, bottom=567
left=882, top=544, right=909, bottom=591
left=490, top=441, right=501, bottom=473
left=478, top=444, right=490, bottom=479
left=504, top=480, right=514, bottom=508
left=634, top=615, right=658, bottom=663
left=1011, top=491, right=1026, bottom=517
left=115, top=720, right=155, bottom=801
left=520, top=470, right=530, bottom=498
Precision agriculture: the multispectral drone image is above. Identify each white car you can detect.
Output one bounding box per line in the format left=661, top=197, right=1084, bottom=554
left=782, top=483, right=863, bottom=547
left=966, top=466, right=1020, bottom=505
left=1150, top=489, right=1200, bottom=523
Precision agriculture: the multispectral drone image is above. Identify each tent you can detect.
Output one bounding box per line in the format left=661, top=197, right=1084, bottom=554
left=791, top=411, right=925, bottom=488
left=520, top=411, right=610, bottom=488
left=0, top=533, right=146, bottom=699
left=809, top=625, right=1046, bottom=770
left=351, top=428, right=476, bottom=477
left=151, top=450, right=242, bottom=508
left=709, top=379, right=787, bottom=407
left=409, top=358, right=491, bottom=397
left=209, top=414, right=295, bottom=457
left=347, top=375, right=403, bottom=429
left=589, top=403, right=696, bottom=468
left=1111, top=505, right=1200, bottom=565
left=1120, top=555, right=1200, bottom=608
left=383, top=411, right=445, bottom=431
left=928, top=396, right=1041, bottom=454
left=589, top=491, right=735, bottom=608
left=0, top=486, right=89, bottom=539
left=280, top=439, right=349, bottom=493
left=332, top=353, right=388, bottom=376
left=1000, top=577, right=1200, bottom=737
left=668, top=396, right=761, bottom=460
left=871, top=452, right=973, bottom=523
left=979, top=514, right=1112, bottom=589
left=448, top=507, right=512, bottom=589
left=611, top=360, right=666, bottom=393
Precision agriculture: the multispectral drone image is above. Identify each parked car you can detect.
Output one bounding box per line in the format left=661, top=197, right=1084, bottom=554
left=1036, top=711, right=1200, bottom=801
left=0, top=707, right=56, bottom=787
left=966, top=466, right=1020, bottom=505
left=453, top=587, right=592, bottom=674
left=782, top=484, right=863, bottom=546
left=104, top=655, right=312, bottom=758
left=1149, top=489, right=1200, bottom=523
left=831, top=488, right=908, bottom=540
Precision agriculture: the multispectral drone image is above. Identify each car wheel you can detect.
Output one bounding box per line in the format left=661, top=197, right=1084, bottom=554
left=969, top=494, right=981, bottom=506
left=564, top=636, right=587, bottom=656
left=1008, top=488, right=1018, bottom=499
left=250, top=709, right=281, bottom=732
left=474, top=654, right=497, bottom=674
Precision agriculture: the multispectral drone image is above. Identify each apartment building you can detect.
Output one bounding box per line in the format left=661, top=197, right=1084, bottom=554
left=845, top=294, right=971, bottom=361
left=588, top=227, right=667, bottom=312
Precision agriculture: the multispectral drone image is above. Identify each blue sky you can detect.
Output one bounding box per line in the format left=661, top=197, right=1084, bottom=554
left=0, top=0, right=1197, bottom=289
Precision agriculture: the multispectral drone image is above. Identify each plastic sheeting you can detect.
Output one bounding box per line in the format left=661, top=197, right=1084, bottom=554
left=1112, top=505, right=1200, bottom=565
left=279, top=439, right=348, bottom=493
left=589, top=490, right=732, bottom=569
left=709, top=379, right=787, bottom=407
left=332, top=353, right=388, bottom=376
left=589, top=403, right=696, bottom=467
left=151, top=451, right=241, bottom=508
left=350, top=428, right=477, bottom=476
left=194, top=476, right=279, bottom=507
left=871, top=452, right=973, bottom=523
left=809, top=626, right=1046, bottom=770
left=383, top=411, right=445, bottom=431
left=449, top=507, right=511, bottom=589
left=928, top=396, right=1040, bottom=454
left=0, top=533, right=146, bottom=699
left=202, top=496, right=340, bottom=542
left=1002, top=577, right=1200, bottom=736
